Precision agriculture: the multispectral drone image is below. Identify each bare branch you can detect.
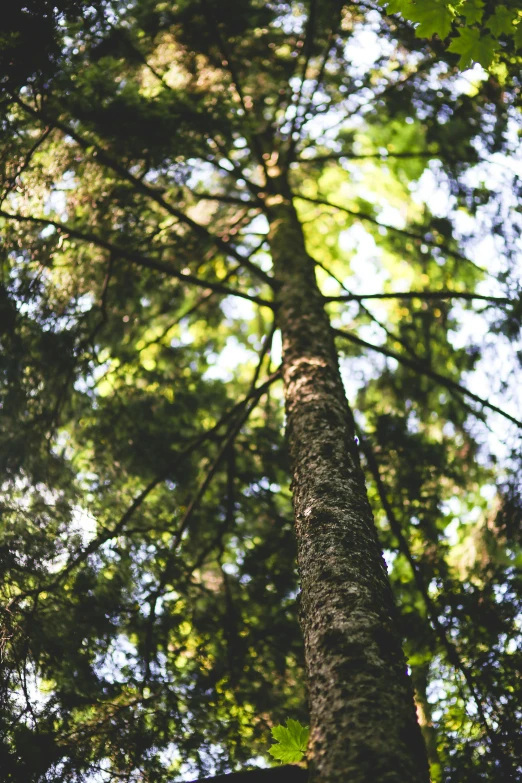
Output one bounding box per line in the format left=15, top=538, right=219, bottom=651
left=325, top=290, right=511, bottom=305
left=298, top=150, right=436, bottom=164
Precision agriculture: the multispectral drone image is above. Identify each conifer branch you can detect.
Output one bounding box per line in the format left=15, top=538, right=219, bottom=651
left=296, top=193, right=489, bottom=275
left=290, top=4, right=342, bottom=150
left=198, top=0, right=271, bottom=183
left=1, top=126, right=52, bottom=200
left=14, top=98, right=274, bottom=287
left=19, top=371, right=281, bottom=605
left=334, top=328, right=522, bottom=429
left=313, top=256, right=422, bottom=361
left=0, top=210, right=274, bottom=309
left=359, top=430, right=513, bottom=772
left=324, top=291, right=511, bottom=304
left=287, top=0, right=318, bottom=147
left=142, top=363, right=281, bottom=680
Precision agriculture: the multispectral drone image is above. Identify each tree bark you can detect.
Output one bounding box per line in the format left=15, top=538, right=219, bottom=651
left=267, top=193, right=430, bottom=783
left=193, top=765, right=307, bottom=783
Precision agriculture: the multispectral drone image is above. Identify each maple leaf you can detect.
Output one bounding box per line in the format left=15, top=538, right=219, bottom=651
left=486, top=6, right=517, bottom=38
left=514, top=24, right=522, bottom=51
left=456, top=0, right=484, bottom=26
left=447, top=28, right=497, bottom=68
left=406, top=0, right=455, bottom=39
left=268, top=719, right=309, bottom=765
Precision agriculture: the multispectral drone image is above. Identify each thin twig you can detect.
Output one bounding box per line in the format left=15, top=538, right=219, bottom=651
left=324, top=290, right=511, bottom=305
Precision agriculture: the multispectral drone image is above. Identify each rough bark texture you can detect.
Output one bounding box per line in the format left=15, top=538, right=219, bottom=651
left=267, top=193, right=430, bottom=783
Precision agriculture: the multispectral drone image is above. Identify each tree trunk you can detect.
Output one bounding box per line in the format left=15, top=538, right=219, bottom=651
left=193, top=765, right=307, bottom=783
left=267, top=193, right=430, bottom=783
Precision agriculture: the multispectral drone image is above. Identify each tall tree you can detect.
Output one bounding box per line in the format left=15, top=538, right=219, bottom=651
left=1, top=2, right=521, bottom=782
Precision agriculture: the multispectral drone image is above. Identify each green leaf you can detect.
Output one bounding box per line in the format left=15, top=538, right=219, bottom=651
left=456, top=0, right=484, bottom=26
left=486, top=6, right=517, bottom=38
left=514, top=24, right=522, bottom=51
left=268, top=744, right=304, bottom=764
left=383, top=0, right=409, bottom=15
left=407, top=1, right=455, bottom=40
left=447, top=28, right=497, bottom=68
left=268, top=719, right=309, bottom=765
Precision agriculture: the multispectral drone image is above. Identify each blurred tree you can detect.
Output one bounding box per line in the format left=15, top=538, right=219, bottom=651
left=0, top=2, right=521, bottom=783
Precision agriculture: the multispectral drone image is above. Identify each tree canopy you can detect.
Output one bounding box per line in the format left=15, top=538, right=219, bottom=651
left=1, top=1, right=521, bottom=782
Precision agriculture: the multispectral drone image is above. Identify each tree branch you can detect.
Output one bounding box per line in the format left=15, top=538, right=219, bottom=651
left=313, top=255, right=422, bottom=361
left=324, top=290, right=511, bottom=305
left=189, top=191, right=258, bottom=207
left=359, top=429, right=513, bottom=772
left=2, top=126, right=52, bottom=200
left=287, top=0, right=318, bottom=145
left=14, top=98, right=274, bottom=287
left=199, top=0, right=270, bottom=182
left=297, top=150, right=436, bottom=164
left=142, top=367, right=281, bottom=679
left=0, top=210, right=275, bottom=309
left=185, top=324, right=276, bottom=575
left=19, top=370, right=281, bottom=605
left=295, top=193, right=489, bottom=275
left=288, top=2, right=342, bottom=155
left=334, top=328, right=522, bottom=429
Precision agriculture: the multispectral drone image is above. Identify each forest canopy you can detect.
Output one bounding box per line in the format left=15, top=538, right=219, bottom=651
left=0, top=1, right=521, bottom=782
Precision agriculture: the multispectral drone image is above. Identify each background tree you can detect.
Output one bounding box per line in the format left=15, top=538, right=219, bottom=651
left=1, top=1, right=521, bottom=782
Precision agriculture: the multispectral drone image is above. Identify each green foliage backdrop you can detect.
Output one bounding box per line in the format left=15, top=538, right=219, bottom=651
left=0, top=1, right=521, bottom=781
